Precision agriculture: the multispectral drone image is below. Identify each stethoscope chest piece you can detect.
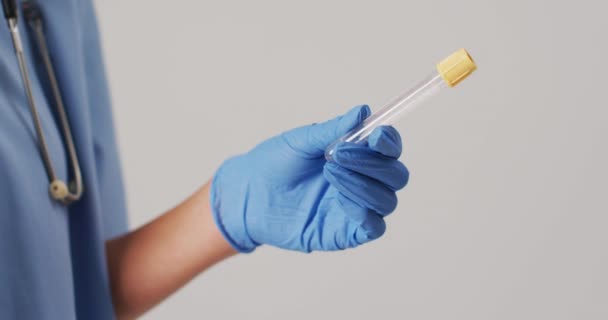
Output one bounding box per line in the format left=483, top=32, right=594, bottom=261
left=50, top=180, right=69, bottom=200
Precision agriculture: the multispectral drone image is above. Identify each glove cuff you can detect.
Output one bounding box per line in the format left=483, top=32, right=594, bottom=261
left=210, top=161, right=257, bottom=253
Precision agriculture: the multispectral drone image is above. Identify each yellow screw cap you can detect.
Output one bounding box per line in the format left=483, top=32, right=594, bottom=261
left=436, top=48, right=476, bottom=87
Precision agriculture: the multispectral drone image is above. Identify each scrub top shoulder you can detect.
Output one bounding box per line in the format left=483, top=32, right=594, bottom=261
left=0, top=1, right=128, bottom=319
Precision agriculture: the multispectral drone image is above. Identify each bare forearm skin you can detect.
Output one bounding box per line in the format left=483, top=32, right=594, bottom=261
left=105, top=180, right=236, bottom=319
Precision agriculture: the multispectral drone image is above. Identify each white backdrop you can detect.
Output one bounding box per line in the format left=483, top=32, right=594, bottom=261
left=96, top=1, right=608, bottom=319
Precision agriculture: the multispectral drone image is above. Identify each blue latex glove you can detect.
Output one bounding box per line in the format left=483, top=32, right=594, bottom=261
left=211, top=105, right=409, bottom=252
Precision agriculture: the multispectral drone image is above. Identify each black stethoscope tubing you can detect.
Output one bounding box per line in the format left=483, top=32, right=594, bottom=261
left=2, top=0, right=83, bottom=205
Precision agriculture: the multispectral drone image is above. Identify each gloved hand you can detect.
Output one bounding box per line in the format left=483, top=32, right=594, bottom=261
left=210, top=105, right=409, bottom=253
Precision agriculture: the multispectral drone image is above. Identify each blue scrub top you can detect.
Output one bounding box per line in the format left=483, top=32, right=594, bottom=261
left=0, top=1, right=128, bottom=319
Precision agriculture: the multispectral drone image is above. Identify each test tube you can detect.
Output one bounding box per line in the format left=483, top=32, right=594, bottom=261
left=325, top=48, right=477, bottom=161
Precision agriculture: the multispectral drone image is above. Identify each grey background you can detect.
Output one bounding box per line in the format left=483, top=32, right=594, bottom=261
left=95, top=0, right=608, bottom=319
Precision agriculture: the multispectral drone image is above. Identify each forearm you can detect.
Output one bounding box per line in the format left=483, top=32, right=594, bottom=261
left=105, top=180, right=237, bottom=319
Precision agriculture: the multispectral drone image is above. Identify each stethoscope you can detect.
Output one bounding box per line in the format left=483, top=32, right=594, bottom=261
left=2, top=0, right=83, bottom=205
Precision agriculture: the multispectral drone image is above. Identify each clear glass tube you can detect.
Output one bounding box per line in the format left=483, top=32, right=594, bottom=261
left=325, top=71, right=447, bottom=161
